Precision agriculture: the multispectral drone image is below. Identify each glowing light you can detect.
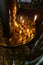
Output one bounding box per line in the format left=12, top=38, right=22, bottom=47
left=27, top=29, right=29, bottom=32
left=22, top=20, right=25, bottom=24
left=13, top=5, right=17, bottom=15
left=31, top=34, right=34, bottom=39
left=9, top=38, right=12, bottom=42
left=20, top=16, right=23, bottom=20
left=14, top=22, right=18, bottom=27
left=34, top=14, right=37, bottom=21
left=19, top=25, right=22, bottom=28
left=19, top=30, right=22, bottom=34
left=20, top=16, right=25, bottom=24
left=14, top=5, right=17, bottom=10
left=9, top=4, right=36, bottom=46
left=21, top=27, right=23, bottom=30
left=19, top=37, right=22, bottom=42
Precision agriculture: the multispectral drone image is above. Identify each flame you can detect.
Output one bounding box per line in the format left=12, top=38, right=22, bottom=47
left=34, top=14, right=37, bottom=21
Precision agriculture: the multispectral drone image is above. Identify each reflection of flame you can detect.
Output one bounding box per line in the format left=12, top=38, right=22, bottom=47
left=20, top=16, right=25, bottom=24
left=14, top=22, right=18, bottom=27
left=13, top=5, right=17, bottom=15
left=34, top=15, right=37, bottom=21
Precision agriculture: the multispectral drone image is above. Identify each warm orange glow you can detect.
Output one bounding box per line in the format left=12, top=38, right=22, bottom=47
left=27, top=29, right=29, bottom=32
left=9, top=5, right=36, bottom=46
left=13, top=5, right=17, bottom=15
left=20, top=16, right=25, bottom=24
left=19, top=36, right=22, bottom=42
left=22, top=20, right=25, bottom=24
left=31, top=34, right=34, bottom=39
left=19, top=30, right=22, bottom=34
left=14, top=21, right=18, bottom=27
